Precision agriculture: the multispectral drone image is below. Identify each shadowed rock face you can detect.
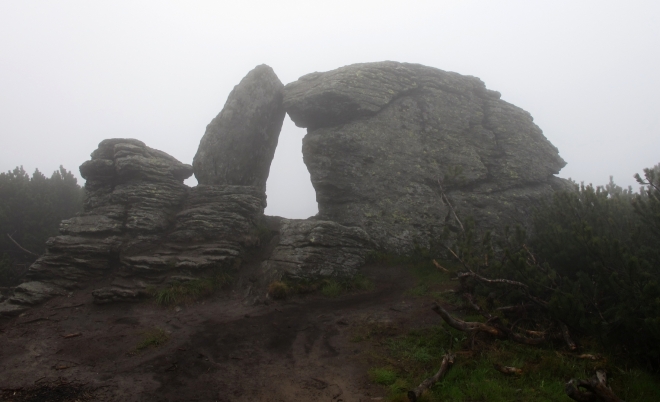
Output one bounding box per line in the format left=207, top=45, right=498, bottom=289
left=284, top=61, right=567, bottom=253
left=193, top=64, right=286, bottom=192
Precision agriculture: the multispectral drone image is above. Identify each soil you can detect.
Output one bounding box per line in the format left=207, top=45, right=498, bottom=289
left=0, top=264, right=446, bottom=402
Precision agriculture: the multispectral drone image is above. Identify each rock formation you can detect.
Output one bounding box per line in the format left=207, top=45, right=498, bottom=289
left=0, top=139, right=194, bottom=314
left=283, top=61, right=567, bottom=253
left=0, top=61, right=569, bottom=314
left=193, top=64, right=286, bottom=192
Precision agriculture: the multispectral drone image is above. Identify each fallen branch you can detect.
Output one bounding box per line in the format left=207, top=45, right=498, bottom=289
left=577, top=354, right=601, bottom=361
left=432, top=302, right=547, bottom=345
left=6, top=234, right=39, bottom=257
left=437, top=178, right=464, bottom=233
left=560, top=322, right=578, bottom=351
left=407, top=352, right=455, bottom=402
left=565, top=370, right=623, bottom=402
left=457, top=271, right=528, bottom=290
left=463, top=293, right=493, bottom=320
left=62, top=332, right=82, bottom=339
left=432, top=259, right=450, bottom=273
left=432, top=302, right=503, bottom=337
left=457, top=271, right=549, bottom=308
left=493, top=363, right=522, bottom=375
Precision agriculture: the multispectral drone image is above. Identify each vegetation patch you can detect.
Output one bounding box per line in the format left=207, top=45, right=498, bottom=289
left=361, top=323, right=660, bottom=402
left=150, top=270, right=233, bottom=306
left=267, top=280, right=290, bottom=300
left=136, top=327, right=169, bottom=352
left=278, top=274, right=374, bottom=299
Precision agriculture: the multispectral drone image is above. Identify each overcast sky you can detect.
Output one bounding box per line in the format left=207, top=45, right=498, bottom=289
left=1, top=1, right=658, bottom=218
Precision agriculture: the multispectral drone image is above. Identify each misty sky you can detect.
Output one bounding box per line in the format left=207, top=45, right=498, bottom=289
left=1, top=1, right=658, bottom=219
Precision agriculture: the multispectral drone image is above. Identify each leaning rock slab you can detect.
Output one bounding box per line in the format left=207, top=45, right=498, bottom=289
left=193, top=64, right=286, bottom=191
left=284, top=61, right=566, bottom=253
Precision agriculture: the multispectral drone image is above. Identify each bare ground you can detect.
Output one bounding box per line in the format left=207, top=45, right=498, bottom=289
left=0, top=264, right=445, bottom=402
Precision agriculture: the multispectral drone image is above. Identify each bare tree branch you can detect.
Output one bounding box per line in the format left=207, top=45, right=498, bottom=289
left=407, top=352, right=455, bottom=402
left=6, top=234, right=39, bottom=257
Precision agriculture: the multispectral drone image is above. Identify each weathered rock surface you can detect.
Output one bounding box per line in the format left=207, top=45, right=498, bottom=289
left=0, top=61, right=572, bottom=315
left=193, top=64, right=286, bottom=191
left=263, top=219, right=374, bottom=279
left=0, top=139, right=196, bottom=313
left=284, top=61, right=567, bottom=252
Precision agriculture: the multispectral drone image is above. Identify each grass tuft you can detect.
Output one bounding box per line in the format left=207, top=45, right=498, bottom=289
left=151, top=271, right=232, bottom=306
left=136, top=327, right=169, bottom=351
left=369, top=367, right=398, bottom=385
left=268, top=281, right=289, bottom=300
left=281, top=274, right=374, bottom=298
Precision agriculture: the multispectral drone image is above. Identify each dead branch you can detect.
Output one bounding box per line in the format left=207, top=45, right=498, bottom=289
left=407, top=352, right=455, bottom=402
left=432, top=302, right=547, bottom=345
left=457, top=271, right=550, bottom=308
left=463, top=293, right=493, bottom=320
left=6, top=234, right=39, bottom=257
left=437, top=178, right=464, bottom=233
left=565, top=370, right=624, bottom=402
left=560, top=322, right=578, bottom=351
left=432, top=259, right=450, bottom=273
left=62, top=332, right=82, bottom=339
left=577, top=354, right=601, bottom=361
left=493, top=363, right=522, bottom=375
left=457, top=271, right=528, bottom=290
left=432, top=302, right=503, bottom=337
left=496, top=304, right=536, bottom=312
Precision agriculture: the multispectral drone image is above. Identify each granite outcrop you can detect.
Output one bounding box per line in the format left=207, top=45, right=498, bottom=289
left=0, top=61, right=569, bottom=314
left=283, top=61, right=567, bottom=252
left=193, top=64, right=286, bottom=192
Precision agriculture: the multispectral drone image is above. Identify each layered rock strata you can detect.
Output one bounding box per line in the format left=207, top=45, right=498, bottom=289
left=193, top=64, right=286, bottom=192
left=283, top=61, right=567, bottom=253
left=263, top=219, right=374, bottom=280
left=0, top=139, right=271, bottom=314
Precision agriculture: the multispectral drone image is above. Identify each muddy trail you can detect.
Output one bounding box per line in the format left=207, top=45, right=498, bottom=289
left=0, top=265, right=445, bottom=402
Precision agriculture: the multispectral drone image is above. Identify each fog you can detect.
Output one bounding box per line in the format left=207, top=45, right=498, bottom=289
left=1, top=1, right=658, bottom=218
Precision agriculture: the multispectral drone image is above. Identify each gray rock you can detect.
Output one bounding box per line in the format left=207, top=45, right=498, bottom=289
left=263, top=219, right=374, bottom=279
left=284, top=61, right=566, bottom=253
left=193, top=64, right=286, bottom=191
left=19, top=139, right=194, bottom=308
left=0, top=302, right=28, bottom=317
left=169, top=185, right=266, bottom=245
left=9, top=281, right=66, bottom=306
left=92, top=287, right=146, bottom=304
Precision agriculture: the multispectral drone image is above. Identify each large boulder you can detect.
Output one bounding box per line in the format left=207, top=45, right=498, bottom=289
left=283, top=61, right=567, bottom=253
left=193, top=64, right=286, bottom=192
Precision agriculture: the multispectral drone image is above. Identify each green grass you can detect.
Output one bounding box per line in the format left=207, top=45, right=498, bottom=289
left=369, top=367, right=398, bottom=385
left=136, top=327, right=169, bottom=351
left=359, top=253, right=660, bottom=401
left=150, top=271, right=233, bottom=306
left=362, top=324, right=660, bottom=402
left=320, top=274, right=374, bottom=298
left=268, top=280, right=289, bottom=300
left=281, top=274, right=374, bottom=298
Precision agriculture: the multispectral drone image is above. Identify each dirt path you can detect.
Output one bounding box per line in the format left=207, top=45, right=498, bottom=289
left=0, top=265, right=443, bottom=401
